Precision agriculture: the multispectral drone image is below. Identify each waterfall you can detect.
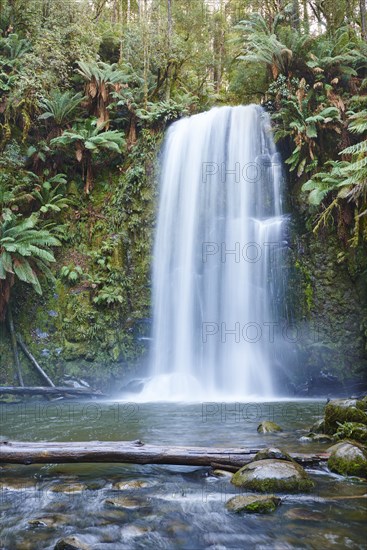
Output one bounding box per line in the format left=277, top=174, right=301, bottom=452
left=141, top=105, right=287, bottom=401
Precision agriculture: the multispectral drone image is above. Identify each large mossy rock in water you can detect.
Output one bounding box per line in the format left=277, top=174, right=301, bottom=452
left=257, top=421, right=283, bottom=434
left=327, top=441, right=367, bottom=478
left=226, top=494, right=281, bottom=514
left=231, top=459, right=315, bottom=493
left=324, top=399, right=367, bottom=434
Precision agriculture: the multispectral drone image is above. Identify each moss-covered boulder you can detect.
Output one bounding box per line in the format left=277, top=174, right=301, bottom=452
left=253, top=447, right=292, bottom=462
left=226, top=494, right=281, bottom=514
left=257, top=421, right=283, bottom=434
left=231, top=459, right=315, bottom=493
left=324, top=399, right=367, bottom=434
left=327, top=441, right=367, bottom=478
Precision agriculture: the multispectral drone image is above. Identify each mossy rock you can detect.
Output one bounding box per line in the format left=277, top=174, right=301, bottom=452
left=327, top=441, right=367, bottom=478
left=253, top=447, right=293, bottom=462
left=226, top=494, right=281, bottom=514
left=324, top=399, right=367, bottom=434
left=231, top=459, right=315, bottom=493
left=257, top=421, right=283, bottom=434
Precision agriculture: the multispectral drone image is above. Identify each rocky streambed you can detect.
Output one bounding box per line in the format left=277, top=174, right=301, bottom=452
left=0, top=398, right=366, bottom=549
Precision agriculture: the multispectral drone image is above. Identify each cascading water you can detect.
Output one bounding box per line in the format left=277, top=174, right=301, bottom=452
left=141, top=104, right=287, bottom=401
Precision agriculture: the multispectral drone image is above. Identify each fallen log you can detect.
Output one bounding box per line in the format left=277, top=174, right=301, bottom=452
left=0, top=386, right=105, bottom=398
left=0, top=440, right=330, bottom=468
left=16, top=334, right=55, bottom=387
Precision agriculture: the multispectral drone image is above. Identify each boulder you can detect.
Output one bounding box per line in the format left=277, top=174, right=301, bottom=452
left=327, top=441, right=367, bottom=478
left=257, top=421, right=283, bottom=434
left=226, top=494, right=281, bottom=514
left=324, top=399, right=367, bottom=434
left=231, top=459, right=314, bottom=493
left=54, top=537, right=90, bottom=550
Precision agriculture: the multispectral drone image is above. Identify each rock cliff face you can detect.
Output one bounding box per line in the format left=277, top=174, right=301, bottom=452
left=285, top=210, right=367, bottom=394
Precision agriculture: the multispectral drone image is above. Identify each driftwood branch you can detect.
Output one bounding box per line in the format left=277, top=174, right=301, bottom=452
left=0, top=440, right=330, bottom=467
left=16, top=334, right=55, bottom=387
left=0, top=386, right=105, bottom=398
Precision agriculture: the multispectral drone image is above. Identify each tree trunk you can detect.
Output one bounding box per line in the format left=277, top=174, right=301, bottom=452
left=0, top=386, right=105, bottom=398
left=7, top=305, right=24, bottom=387
left=361, top=0, right=367, bottom=40
left=84, top=155, right=93, bottom=194
left=0, top=440, right=330, bottom=467
left=303, top=0, right=309, bottom=33
left=292, top=0, right=300, bottom=29
left=16, top=334, right=55, bottom=387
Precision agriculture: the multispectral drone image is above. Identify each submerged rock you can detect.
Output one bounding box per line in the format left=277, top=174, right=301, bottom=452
left=257, top=421, right=283, bottom=434
left=285, top=508, right=326, bottom=521
left=104, top=496, right=145, bottom=509
left=231, top=459, right=315, bottom=493
left=113, top=480, right=151, bottom=490
left=54, top=537, right=90, bottom=550
left=327, top=441, right=367, bottom=478
left=50, top=483, right=86, bottom=493
left=324, top=399, right=367, bottom=434
left=226, top=494, right=281, bottom=514
left=28, top=515, right=69, bottom=528
left=299, top=434, right=334, bottom=444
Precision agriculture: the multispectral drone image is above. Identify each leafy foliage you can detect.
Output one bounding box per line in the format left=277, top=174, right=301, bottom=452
left=0, top=210, right=60, bottom=320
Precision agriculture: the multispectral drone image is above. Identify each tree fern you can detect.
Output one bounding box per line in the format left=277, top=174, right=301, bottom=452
left=0, top=210, right=60, bottom=320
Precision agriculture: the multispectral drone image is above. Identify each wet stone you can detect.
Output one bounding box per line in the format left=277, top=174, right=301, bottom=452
left=226, top=494, right=281, bottom=514
left=231, top=459, right=315, bottom=493
left=257, top=421, right=283, bottom=434
left=285, top=508, right=327, bottom=521
left=54, top=536, right=90, bottom=550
